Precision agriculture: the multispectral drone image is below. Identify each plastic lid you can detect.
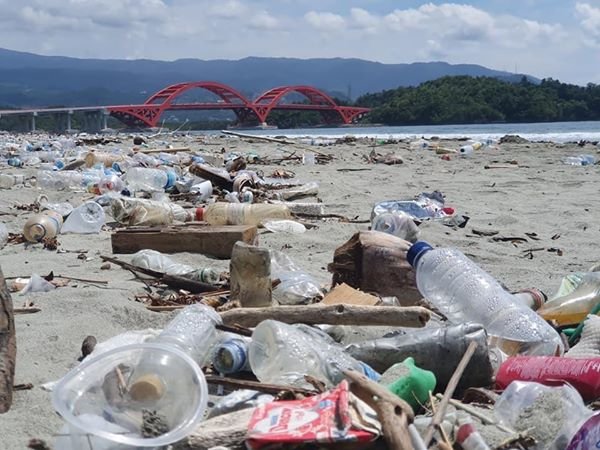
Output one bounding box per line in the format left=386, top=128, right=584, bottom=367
left=456, top=423, right=475, bottom=444
left=164, top=171, right=177, bottom=189
left=195, top=207, right=204, bottom=221
left=407, top=241, right=433, bottom=267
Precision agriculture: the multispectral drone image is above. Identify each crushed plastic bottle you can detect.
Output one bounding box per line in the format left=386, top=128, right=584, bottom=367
left=372, top=211, right=420, bottom=243
left=61, top=201, right=106, bottom=234
left=23, top=210, right=63, bottom=242
left=123, top=167, right=177, bottom=192
left=111, top=197, right=191, bottom=227
left=562, top=154, right=596, bottom=166
left=270, top=250, right=322, bottom=305
left=197, top=203, right=291, bottom=226
left=249, top=320, right=376, bottom=388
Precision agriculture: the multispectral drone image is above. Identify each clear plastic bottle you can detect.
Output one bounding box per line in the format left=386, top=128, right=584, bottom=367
left=213, top=336, right=251, bottom=374
left=98, top=174, right=124, bottom=194
left=538, top=272, right=600, bottom=326
left=154, top=304, right=222, bottom=366
left=36, top=170, right=102, bottom=191
left=407, top=241, right=563, bottom=356
left=0, top=174, right=25, bottom=189
left=249, top=320, right=370, bottom=388
left=123, top=167, right=176, bottom=192
left=23, top=210, right=63, bottom=242
left=372, top=212, right=420, bottom=243
left=111, top=197, right=190, bottom=227
left=198, top=203, right=291, bottom=226
left=131, top=249, right=219, bottom=284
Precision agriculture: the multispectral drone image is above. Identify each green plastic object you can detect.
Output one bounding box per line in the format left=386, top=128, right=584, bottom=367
left=385, top=357, right=437, bottom=410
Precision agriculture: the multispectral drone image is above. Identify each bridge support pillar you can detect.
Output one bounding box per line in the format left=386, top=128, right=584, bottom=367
left=101, top=110, right=108, bottom=131
left=67, top=111, right=73, bottom=133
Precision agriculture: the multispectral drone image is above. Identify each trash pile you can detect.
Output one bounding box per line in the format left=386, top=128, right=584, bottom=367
left=0, top=132, right=599, bottom=450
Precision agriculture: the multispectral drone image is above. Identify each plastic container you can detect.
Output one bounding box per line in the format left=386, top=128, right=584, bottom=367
left=124, top=167, right=177, bottom=192
left=372, top=212, right=420, bottom=243
left=371, top=200, right=451, bottom=222
left=249, top=320, right=374, bottom=388
left=189, top=180, right=213, bottom=202
left=36, top=170, right=102, bottom=191
left=270, top=250, right=322, bottom=305
left=0, top=174, right=24, bottom=189
left=538, top=272, right=600, bottom=325
left=52, top=343, right=208, bottom=449
left=98, top=174, right=125, bottom=194
left=345, top=323, right=494, bottom=391
left=380, top=357, right=436, bottom=411
left=263, top=220, right=306, bottom=234
left=213, top=336, right=251, bottom=374
left=7, top=157, right=23, bottom=167
left=23, top=210, right=63, bottom=242
left=495, top=356, right=600, bottom=401
left=131, top=250, right=219, bottom=284
left=407, top=241, right=563, bottom=356
left=494, top=381, right=593, bottom=450
left=198, top=203, right=291, bottom=226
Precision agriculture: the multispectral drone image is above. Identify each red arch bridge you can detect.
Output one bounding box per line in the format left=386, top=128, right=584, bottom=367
left=0, top=82, right=370, bottom=130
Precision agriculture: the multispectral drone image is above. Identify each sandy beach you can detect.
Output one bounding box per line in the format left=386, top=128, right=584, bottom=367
left=0, top=133, right=598, bottom=448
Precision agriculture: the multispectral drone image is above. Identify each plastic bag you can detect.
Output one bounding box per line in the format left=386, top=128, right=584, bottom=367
left=494, top=381, right=593, bottom=450
left=19, top=273, right=55, bottom=295
left=263, top=220, right=306, bottom=234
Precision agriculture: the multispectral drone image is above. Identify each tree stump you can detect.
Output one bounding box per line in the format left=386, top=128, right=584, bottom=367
left=328, top=231, right=422, bottom=306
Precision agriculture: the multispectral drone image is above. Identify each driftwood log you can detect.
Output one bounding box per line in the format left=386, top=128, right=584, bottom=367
left=189, top=163, right=234, bottom=191
left=220, top=304, right=430, bottom=328
left=0, top=267, right=16, bottom=413
left=100, top=255, right=220, bottom=294
left=344, top=370, right=415, bottom=450
left=174, top=407, right=253, bottom=450
left=328, top=231, right=422, bottom=306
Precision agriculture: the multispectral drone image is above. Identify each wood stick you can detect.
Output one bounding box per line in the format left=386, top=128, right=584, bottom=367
left=436, top=395, right=515, bottom=434
left=220, top=304, right=430, bottom=328
left=205, top=375, right=317, bottom=397
left=423, top=341, right=478, bottom=446
left=135, top=147, right=190, bottom=154
left=221, top=130, right=293, bottom=144
left=344, top=370, right=414, bottom=450
left=0, top=267, right=16, bottom=413
left=100, top=255, right=220, bottom=294
left=14, top=308, right=40, bottom=315
left=13, top=383, right=33, bottom=391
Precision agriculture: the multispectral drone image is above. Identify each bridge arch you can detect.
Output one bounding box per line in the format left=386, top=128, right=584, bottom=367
left=108, top=82, right=369, bottom=128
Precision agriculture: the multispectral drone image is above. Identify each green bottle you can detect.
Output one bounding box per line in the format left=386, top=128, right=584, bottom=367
left=380, top=357, right=437, bottom=410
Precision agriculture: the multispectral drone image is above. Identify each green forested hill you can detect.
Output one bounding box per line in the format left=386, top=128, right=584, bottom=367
left=357, top=76, right=600, bottom=125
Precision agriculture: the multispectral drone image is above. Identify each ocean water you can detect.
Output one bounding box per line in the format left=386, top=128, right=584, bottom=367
left=234, top=121, right=600, bottom=143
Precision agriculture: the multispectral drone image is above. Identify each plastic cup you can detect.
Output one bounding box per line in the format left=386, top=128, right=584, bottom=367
left=53, top=343, right=208, bottom=449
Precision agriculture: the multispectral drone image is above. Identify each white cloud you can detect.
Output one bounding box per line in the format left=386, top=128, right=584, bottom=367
left=304, top=11, right=346, bottom=32
left=576, top=2, right=600, bottom=45
left=350, top=8, right=380, bottom=32
left=208, top=0, right=247, bottom=19
left=248, top=11, right=281, bottom=30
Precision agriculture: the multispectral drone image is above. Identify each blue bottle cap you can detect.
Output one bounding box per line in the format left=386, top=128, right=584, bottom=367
left=407, top=241, right=433, bottom=268
left=164, top=171, right=177, bottom=189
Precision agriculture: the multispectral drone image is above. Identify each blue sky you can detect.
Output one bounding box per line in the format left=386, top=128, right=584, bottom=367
left=0, top=0, right=598, bottom=84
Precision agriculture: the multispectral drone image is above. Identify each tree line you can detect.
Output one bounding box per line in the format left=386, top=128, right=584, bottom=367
left=356, top=76, right=600, bottom=125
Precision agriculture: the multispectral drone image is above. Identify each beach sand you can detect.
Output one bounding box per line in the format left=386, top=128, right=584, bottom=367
left=0, top=133, right=597, bottom=448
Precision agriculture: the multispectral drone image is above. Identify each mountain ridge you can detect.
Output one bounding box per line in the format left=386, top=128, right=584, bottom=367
left=0, top=47, right=538, bottom=108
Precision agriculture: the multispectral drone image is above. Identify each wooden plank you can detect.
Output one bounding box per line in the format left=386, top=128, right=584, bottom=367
left=0, top=267, right=16, bottom=413
left=321, top=283, right=379, bottom=306
left=111, top=225, right=257, bottom=259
